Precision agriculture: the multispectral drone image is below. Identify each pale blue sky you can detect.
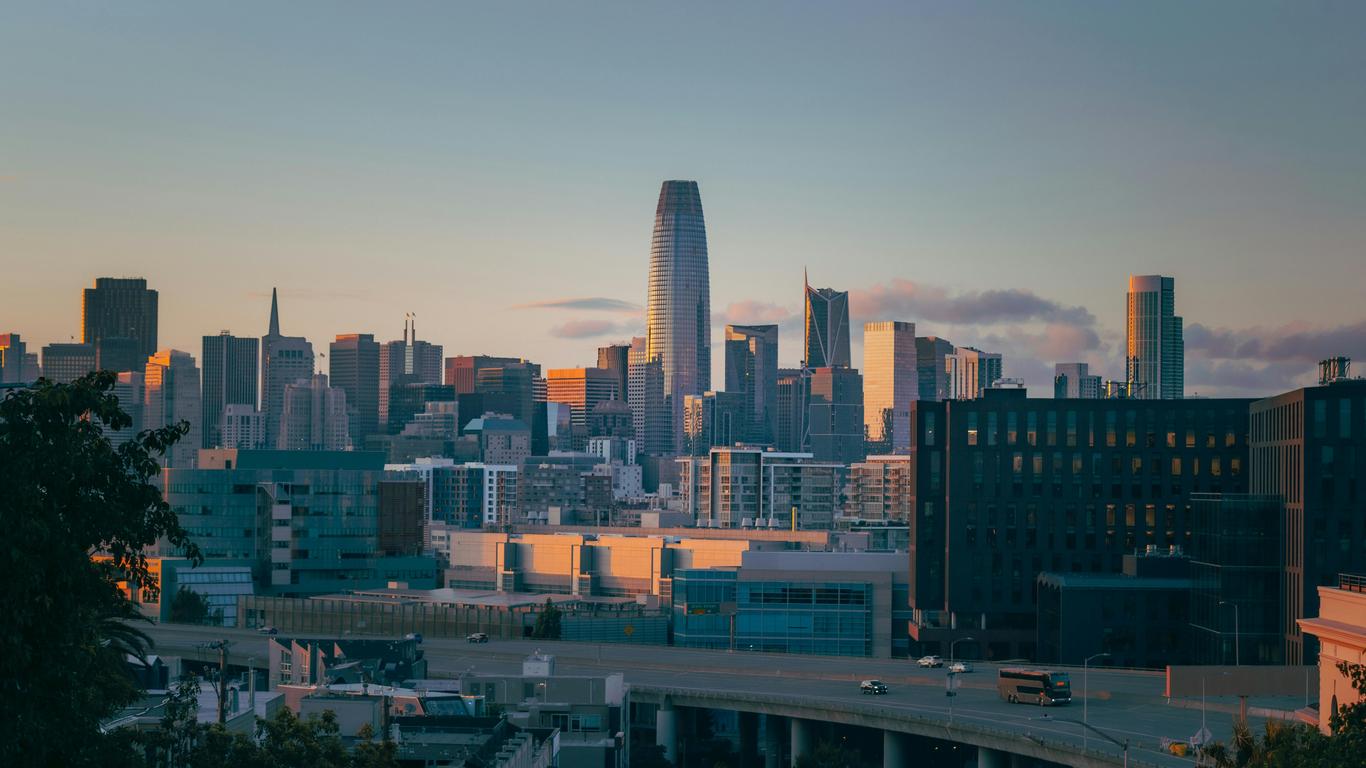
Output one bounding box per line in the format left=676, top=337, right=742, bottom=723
left=3, top=2, right=1364, bottom=395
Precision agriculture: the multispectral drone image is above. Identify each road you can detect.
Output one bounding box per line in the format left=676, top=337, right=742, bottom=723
left=148, top=624, right=1283, bottom=767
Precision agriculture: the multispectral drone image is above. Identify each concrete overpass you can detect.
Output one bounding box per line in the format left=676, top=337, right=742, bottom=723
left=146, top=624, right=1289, bottom=767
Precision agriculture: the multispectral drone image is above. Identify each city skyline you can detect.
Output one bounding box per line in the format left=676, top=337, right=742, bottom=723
left=5, top=4, right=1366, bottom=398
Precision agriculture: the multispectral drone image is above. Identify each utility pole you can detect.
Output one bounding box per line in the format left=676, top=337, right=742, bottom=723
left=207, top=639, right=234, bottom=724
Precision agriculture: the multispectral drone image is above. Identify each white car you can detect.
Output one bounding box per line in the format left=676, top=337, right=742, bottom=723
left=917, top=655, right=944, bottom=668
left=949, top=661, right=973, bottom=673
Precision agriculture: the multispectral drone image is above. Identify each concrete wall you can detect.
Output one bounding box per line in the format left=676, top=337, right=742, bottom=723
left=1165, top=665, right=1318, bottom=698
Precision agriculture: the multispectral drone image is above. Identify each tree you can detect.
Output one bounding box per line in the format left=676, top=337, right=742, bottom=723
left=629, top=743, right=674, bottom=768
left=169, top=588, right=212, bottom=625
left=794, top=741, right=865, bottom=768
left=0, top=373, right=201, bottom=767
left=532, top=598, right=562, bottom=639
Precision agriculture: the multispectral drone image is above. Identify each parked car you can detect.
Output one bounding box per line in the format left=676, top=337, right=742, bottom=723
left=917, top=655, right=944, bottom=668
left=949, top=661, right=973, bottom=674
left=404, top=632, right=424, bottom=644
left=257, top=626, right=278, bottom=635
left=466, top=632, right=489, bottom=643
left=860, top=679, right=888, bottom=695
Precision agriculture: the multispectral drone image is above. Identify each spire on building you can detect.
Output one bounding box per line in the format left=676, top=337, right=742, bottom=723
left=268, top=287, right=280, bottom=337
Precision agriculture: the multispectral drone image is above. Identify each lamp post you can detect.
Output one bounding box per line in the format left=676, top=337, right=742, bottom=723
left=1218, top=601, right=1240, bottom=666
left=1031, top=715, right=1127, bottom=767
left=1083, top=652, right=1111, bottom=752
left=949, top=636, right=976, bottom=667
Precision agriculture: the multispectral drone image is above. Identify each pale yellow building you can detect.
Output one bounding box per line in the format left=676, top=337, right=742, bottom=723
left=1299, top=574, right=1366, bottom=733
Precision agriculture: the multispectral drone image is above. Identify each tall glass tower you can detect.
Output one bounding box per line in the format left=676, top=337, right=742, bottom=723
left=804, top=273, right=851, bottom=369
left=646, top=180, right=710, bottom=451
left=1126, top=275, right=1184, bottom=399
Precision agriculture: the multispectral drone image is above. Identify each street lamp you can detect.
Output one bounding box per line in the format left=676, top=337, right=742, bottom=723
left=1083, top=652, right=1111, bottom=752
left=1218, top=601, right=1240, bottom=666
left=1031, top=715, right=1128, bottom=767
left=949, top=636, right=976, bottom=667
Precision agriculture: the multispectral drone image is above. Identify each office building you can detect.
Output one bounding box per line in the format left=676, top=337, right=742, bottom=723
left=844, top=455, right=913, bottom=524
left=278, top=374, right=351, bottom=451
left=516, top=453, right=608, bottom=525
left=446, top=355, right=535, bottom=394
left=1251, top=375, right=1366, bottom=663
left=906, top=389, right=1252, bottom=660
left=588, top=399, right=634, bottom=441
left=862, top=320, right=917, bottom=451
left=645, top=180, right=711, bottom=453
left=260, top=289, right=315, bottom=442
left=220, top=403, right=265, bottom=449
left=464, top=415, right=532, bottom=465
left=680, top=447, right=843, bottom=530
left=1126, top=275, right=1184, bottom=399
left=1188, top=493, right=1284, bottom=665
left=82, top=277, right=158, bottom=358
left=803, top=274, right=850, bottom=369
left=1300, top=574, right=1366, bottom=734
left=474, top=361, right=541, bottom=426
left=807, top=366, right=865, bottom=464
left=387, top=383, right=456, bottom=435
left=546, top=368, right=619, bottom=450
left=627, top=337, right=669, bottom=457
left=1054, top=362, right=1102, bottom=399
left=915, top=336, right=955, bottom=402
left=94, top=336, right=142, bottom=374
left=724, top=324, right=779, bottom=445
left=144, top=349, right=202, bottom=468
left=379, top=316, right=443, bottom=430
left=41, top=342, right=95, bottom=383
left=947, top=346, right=1003, bottom=401
left=106, top=371, right=145, bottom=447
left=425, top=462, right=520, bottom=528
left=775, top=368, right=808, bottom=453
left=1036, top=549, right=1195, bottom=667
left=0, top=333, right=33, bottom=383
left=202, top=331, right=259, bottom=448
left=596, top=343, right=630, bottom=405
left=168, top=449, right=437, bottom=594
left=683, top=391, right=746, bottom=456
left=329, top=333, right=381, bottom=446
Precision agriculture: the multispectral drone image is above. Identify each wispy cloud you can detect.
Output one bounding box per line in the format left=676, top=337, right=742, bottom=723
left=548, top=318, right=643, bottom=339
left=714, top=300, right=797, bottom=327
left=516, top=297, right=641, bottom=312
left=850, top=279, right=1095, bottom=327
left=1185, top=320, right=1366, bottom=364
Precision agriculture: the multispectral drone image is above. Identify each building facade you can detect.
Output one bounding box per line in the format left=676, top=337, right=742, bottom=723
left=803, top=276, right=850, bottom=369
left=1054, top=362, right=1102, bottom=399
left=202, top=331, right=259, bottom=449
left=41, top=342, right=96, bottom=383
left=843, top=455, right=913, bottom=524
left=1188, top=493, right=1284, bottom=665
left=628, top=337, right=670, bottom=457
left=546, top=368, right=620, bottom=450
left=1126, top=274, right=1184, bottom=400
left=260, top=289, right=315, bottom=443
left=915, top=336, right=955, bottom=402
left=682, top=391, right=746, bottom=456
left=329, top=333, right=381, bottom=446
left=724, top=324, right=779, bottom=445
left=947, top=346, right=1003, bottom=401
left=82, top=277, right=158, bottom=358
left=379, top=317, right=444, bottom=430
left=645, top=180, right=711, bottom=454
left=278, top=373, right=351, bottom=451
left=807, top=366, right=865, bottom=465
left=220, top=403, right=265, bottom=449
left=681, top=447, right=843, bottom=530
left=144, top=349, right=202, bottom=468
left=862, top=320, right=917, bottom=451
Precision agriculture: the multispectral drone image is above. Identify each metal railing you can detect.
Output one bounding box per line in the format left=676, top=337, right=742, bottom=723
left=1339, top=574, right=1366, bottom=593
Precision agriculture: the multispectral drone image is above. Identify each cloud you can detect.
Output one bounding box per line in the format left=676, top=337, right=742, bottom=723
left=1186, top=320, right=1366, bottom=364
left=548, top=318, right=642, bottom=339
left=516, top=297, right=641, bottom=312
left=714, top=300, right=797, bottom=327
left=849, top=279, right=1095, bottom=327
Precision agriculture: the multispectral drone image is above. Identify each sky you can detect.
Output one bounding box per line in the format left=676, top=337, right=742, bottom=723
left=3, top=2, right=1365, bottom=397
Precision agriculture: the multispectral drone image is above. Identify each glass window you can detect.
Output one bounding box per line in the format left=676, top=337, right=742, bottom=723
left=1008, top=412, right=1018, bottom=445
left=967, top=412, right=979, bottom=446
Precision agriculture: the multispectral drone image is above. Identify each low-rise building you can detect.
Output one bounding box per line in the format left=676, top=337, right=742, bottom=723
left=1299, top=574, right=1366, bottom=733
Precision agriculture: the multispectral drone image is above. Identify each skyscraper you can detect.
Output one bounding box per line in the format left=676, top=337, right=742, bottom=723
left=82, top=277, right=158, bottom=358
left=862, top=320, right=917, bottom=451
left=278, top=373, right=351, bottom=451
left=947, top=346, right=1003, bottom=401
left=379, top=315, right=444, bottom=430
left=329, top=333, right=381, bottom=445
left=775, top=368, right=808, bottom=453
left=724, top=324, right=779, bottom=445
left=1126, top=275, right=1184, bottom=400
left=807, top=366, right=865, bottom=464
left=144, top=349, right=201, bottom=468
left=596, top=343, right=631, bottom=403
left=260, top=288, right=315, bottom=442
left=202, top=331, right=259, bottom=448
left=546, top=367, right=620, bottom=449
left=915, top=336, right=955, bottom=402
left=645, top=180, right=711, bottom=452
left=628, top=336, right=670, bottom=457
left=94, top=336, right=143, bottom=374
left=1053, top=362, right=1102, bottom=399
left=40, top=342, right=95, bottom=383
left=0, top=334, right=29, bottom=384
left=803, top=273, right=850, bottom=369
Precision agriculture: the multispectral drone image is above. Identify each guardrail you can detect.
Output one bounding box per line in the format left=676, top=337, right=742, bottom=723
left=630, top=683, right=1185, bottom=768
left=1340, top=573, right=1366, bottom=593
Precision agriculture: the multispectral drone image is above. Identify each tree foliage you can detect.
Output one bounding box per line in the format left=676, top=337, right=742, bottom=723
left=532, top=598, right=563, bottom=639
left=169, top=588, right=212, bottom=625
left=794, top=741, right=866, bottom=768
left=0, top=373, right=201, bottom=767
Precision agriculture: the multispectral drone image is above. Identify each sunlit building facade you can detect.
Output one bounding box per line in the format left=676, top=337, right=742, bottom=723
left=803, top=276, right=850, bottom=369
left=862, top=320, right=917, bottom=450
left=82, top=277, right=159, bottom=359
left=1126, top=274, right=1184, bottom=400
left=144, top=349, right=202, bottom=468
left=202, top=331, right=259, bottom=449
left=724, top=324, right=778, bottom=445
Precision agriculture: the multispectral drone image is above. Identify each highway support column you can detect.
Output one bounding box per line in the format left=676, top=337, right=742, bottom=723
left=655, top=699, right=677, bottom=764
left=882, top=731, right=908, bottom=768
left=790, top=718, right=814, bottom=766
left=739, top=711, right=759, bottom=767
left=764, top=715, right=786, bottom=768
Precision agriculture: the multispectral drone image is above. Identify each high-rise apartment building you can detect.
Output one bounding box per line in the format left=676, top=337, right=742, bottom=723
left=82, top=277, right=158, bottom=358
left=379, top=316, right=443, bottom=430
left=807, top=366, right=865, bottom=464
left=627, top=337, right=669, bottom=457
left=863, top=321, right=917, bottom=451
left=844, top=455, right=913, bottom=523
left=915, top=336, right=955, bottom=402
left=679, top=447, right=842, bottom=529
left=775, top=368, right=808, bottom=453
left=1126, top=275, right=1184, bottom=399
left=278, top=373, right=351, bottom=451
left=144, top=349, right=202, bottom=468
left=1054, top=362, right=1102, bottom=399
left=645, top=180, right=711, bottom=453
left=947, top=346, right=1003, bottom=401
left=260, top=289, right=315, bottom=442
left=220, top=403, right=265, bottom=449
left=41, top=342, right=95, bottom=384
left=724, top=324, right=778, bottom=445
left=202, top=331, right=260, bottom=448
left=804, top=274, right=850, bottom=369
left=683, top=391, right=746, bottom=456
left=329, top=333, right=381, bottom=445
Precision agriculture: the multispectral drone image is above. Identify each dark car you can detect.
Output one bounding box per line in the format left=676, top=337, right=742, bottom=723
left=860, top=679, right=888, bottom=695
